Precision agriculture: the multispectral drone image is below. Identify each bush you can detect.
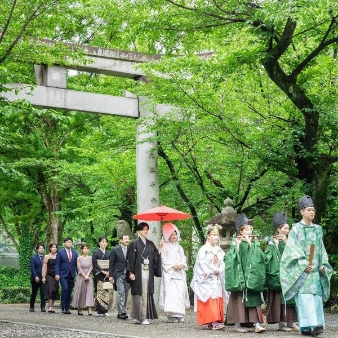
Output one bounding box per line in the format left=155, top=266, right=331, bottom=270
left=327, top=271, right=338, bottom=307
left=0, top=266, right=31, bottom=303
left=1, top=287, right=31, bottom=303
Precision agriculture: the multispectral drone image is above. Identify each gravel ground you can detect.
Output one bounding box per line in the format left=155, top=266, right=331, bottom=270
left=0, top=322, right=124, bottom=338
left=0, top=304, right=337, bottom=338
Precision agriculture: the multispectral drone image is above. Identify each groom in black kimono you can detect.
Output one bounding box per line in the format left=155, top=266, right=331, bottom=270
left=126, top=222, right=162, bottom=325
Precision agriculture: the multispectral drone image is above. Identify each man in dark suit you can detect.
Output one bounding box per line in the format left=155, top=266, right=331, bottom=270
left=55, top=237, right=78, bottom=314
left=29, top=243, right=46, bottom=312
left=110, top=234, right=130, bottom=319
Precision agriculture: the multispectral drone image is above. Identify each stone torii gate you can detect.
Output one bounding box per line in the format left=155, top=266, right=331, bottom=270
left=3, top=40, right=171, bottom=247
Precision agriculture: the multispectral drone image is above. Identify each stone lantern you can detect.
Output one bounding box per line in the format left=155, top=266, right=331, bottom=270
left=206, top=197, right=237, bottom=251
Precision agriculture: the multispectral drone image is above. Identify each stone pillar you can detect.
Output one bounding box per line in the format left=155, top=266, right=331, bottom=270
left=135, top=95, right=161, bottom=305
left=135, top=96, right=160, bottom=243
left=34, top=65, right=67, bottom=88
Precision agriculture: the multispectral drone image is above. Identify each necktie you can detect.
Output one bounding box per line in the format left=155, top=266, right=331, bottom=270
left=40, top=256, right=43, bottom=261
left=67, top=250, right=72, bottom=262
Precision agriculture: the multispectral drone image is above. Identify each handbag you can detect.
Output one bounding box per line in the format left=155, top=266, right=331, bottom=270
left=97, top=259, right=109, bottom=270
left=102, top=277, right=114, bottom=290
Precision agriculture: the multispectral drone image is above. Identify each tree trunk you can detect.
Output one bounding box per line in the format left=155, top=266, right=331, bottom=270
left=37, top=169, right=61, bottom=244
left=312, top=158, right=332, bottom=223
left=262, top=30, right=333, bottom=222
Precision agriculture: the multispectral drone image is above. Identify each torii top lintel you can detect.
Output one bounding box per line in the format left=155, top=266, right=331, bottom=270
left=40, top=39, right=163, bottom=79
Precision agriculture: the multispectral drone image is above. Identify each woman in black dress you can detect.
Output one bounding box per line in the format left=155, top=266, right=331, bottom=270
left=42, top=243, right=59, bottom=313
left=92, top=236, right=112, bottom=316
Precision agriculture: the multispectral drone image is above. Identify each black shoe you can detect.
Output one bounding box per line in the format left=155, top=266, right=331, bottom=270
left=301, top=330, right=311, bottom=336
left=117, top=313, right=128, bottom=319
left=62, top=309, right=66, bottom=313
left=311, top=326, right=323, bottom=336
left=41, top=308, right=46, bottom=312
left=29, top=308, right=35, bottom=312
left=64, top=310, right=71, bottom=314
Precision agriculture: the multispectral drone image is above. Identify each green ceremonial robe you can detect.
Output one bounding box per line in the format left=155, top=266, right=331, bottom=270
left=225, top=239, right=266, bottom=307
left=265, top=238, right=295, bottom=305
left=280, top=222, right=333, bottom=302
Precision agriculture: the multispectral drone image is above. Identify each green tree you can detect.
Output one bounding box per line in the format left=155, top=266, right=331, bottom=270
left=107, top=0, right=338, bottom=225
left=0, top=1, right=139, bottom=248
left=0, top=100, right=137, bottom=246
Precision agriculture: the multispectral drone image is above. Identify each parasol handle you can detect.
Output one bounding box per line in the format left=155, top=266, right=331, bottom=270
left=308, top=244, right=315, bottom=265
left=159, top=236, right=164, bottom=251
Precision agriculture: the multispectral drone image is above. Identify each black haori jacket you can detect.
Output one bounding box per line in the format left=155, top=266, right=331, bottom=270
left=126, top=237, right=162, bottom=295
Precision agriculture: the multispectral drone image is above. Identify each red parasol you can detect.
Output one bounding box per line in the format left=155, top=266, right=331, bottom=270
left=133, top=205, right=190, bottom=222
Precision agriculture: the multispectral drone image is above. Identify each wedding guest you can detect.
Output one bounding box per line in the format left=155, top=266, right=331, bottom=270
left=109, top=234, right=130, bottom=320
left=41, top=243, right=59, bottom=313
left=72, top=244, right=94, bottom=315
left=159, top=223, right=190, bottom=323
left=55, top=237, right=78, bottom=314
left=126, top=222, right=162, bottom=325
left=92, top=236, right=112, bottom=317
left=29, top=243, right=46, bottom=312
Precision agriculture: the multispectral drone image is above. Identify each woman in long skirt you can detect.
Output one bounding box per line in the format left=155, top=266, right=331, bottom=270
left=72, top=244, right=94, bottom=315
left=92, top=236, right=112, bottom=316
left=41, top=243, right=59, bottom=313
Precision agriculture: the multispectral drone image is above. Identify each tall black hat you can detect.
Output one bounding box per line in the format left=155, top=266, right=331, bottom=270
left=272, top=211, right=287, bottom=228
left=299, top=195, right=314, bottom=210
left=235, top=213, right=249, bottom=230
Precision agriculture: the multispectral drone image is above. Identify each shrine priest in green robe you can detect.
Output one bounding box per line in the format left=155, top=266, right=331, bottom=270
left=280, top=195, right=333, bottom=336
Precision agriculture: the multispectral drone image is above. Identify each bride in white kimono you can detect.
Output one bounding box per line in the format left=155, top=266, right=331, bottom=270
left=159, top=223, right=190, bottom=323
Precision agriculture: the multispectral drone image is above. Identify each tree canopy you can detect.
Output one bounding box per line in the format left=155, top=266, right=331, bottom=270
left=1, top=1, right=338, bottom=263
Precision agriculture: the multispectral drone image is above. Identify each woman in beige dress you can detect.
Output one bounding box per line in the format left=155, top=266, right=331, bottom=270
left=71, top=244, right=94, bottom=315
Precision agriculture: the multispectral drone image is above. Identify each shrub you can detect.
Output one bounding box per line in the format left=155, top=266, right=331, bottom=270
left=1, top=287, right=31, bottom=303
left=0, top=266, right=31, bottom=303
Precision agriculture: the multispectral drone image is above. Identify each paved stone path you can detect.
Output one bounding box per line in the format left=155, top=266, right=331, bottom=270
left=0, top=304, right=337, bottom=337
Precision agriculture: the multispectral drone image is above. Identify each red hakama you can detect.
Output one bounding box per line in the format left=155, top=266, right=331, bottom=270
left=197, top=297, right=224, bottom=325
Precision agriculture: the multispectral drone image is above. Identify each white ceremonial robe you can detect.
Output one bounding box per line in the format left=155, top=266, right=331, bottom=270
left=159, top=242, right=190, bottom=315
left=190, top=241, right=228, bottom=311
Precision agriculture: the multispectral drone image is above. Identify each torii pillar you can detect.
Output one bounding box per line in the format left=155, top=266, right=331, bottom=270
left=135, top=96, right=160, bottom=240
left=3, top=42, right=172, bottom=304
